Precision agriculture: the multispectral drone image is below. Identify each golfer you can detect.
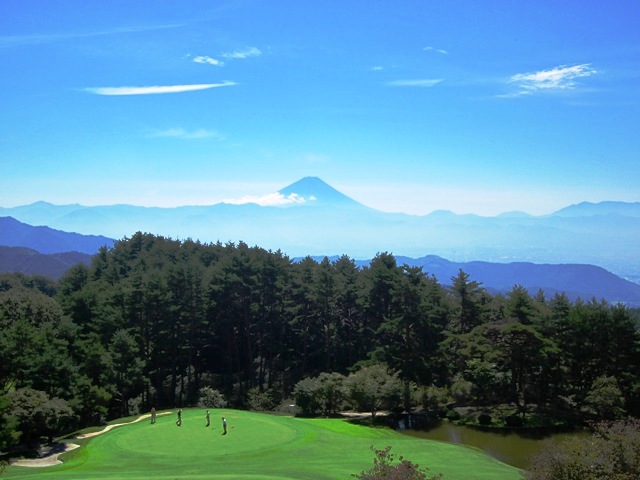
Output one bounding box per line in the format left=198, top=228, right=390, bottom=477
left=205, top=410, right=210, bottom=427
left=150, top=407, right=157, bottom=424
left=176, top=409, right=182, bottom=426
left=222, top=416, right=227, bottom=435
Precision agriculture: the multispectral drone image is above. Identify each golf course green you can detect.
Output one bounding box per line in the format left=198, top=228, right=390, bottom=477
left=6, top=409, right=522, bottom=479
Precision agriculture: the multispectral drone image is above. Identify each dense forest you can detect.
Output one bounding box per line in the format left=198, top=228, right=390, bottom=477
left=1, top=232, right=639, bottom=451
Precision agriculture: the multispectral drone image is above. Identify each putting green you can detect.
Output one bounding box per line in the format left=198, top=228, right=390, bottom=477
left=6, top=409, right=522, bottom=479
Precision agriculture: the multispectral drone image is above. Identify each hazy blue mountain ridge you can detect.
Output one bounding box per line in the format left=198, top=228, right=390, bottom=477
left=1, top=211, right=640, bottom=305
left=552, top=201, right=640, bottom=217
left=0, top=177, right=637, bottom=279
left=398, top=256, right=640, bottom=305
left=303, top=255, right=640, bottom=306
left=0, top=216, right=115, bottom=254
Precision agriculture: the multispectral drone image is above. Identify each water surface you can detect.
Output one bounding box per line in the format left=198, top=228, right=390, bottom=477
left=402, top=422, right=586, bottom=469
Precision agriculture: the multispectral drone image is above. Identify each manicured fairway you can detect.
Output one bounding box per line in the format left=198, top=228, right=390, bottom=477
left=6, top=409, right=522, bottom=480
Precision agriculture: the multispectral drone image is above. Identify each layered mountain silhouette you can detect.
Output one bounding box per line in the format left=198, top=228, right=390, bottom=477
left=0, top=216, right=115, bottom=254
left=0, top=246, right=92, bottom=280
left=0, top=177, right=638, bottom=281
left=1, top=207, right=640, bottom=305
left=310, top=255, right=640, bottom=306
left=396, top=256, right=640, bottom=305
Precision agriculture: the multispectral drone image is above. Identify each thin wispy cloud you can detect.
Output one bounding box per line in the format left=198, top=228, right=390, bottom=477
left=221, top=46, right=262, bottom=59
left=387, top=79, right=443, bottom=87
left=424, top=46, right=448, bottom=54
left=193, top=55, right=224, bottom=67
left=149, top=128, right=225, bottom=140
left=0, top=24, right=182, bottom=48
left=371, top=66, right=384, bottom=71
left=84, top=82, right=236, bottom=96
left=506, top=64, right=599, bottom=97
left=224, top=192, right=314, bottom=207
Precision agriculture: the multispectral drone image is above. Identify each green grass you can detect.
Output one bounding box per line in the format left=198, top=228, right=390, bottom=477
left=5, top=409, right=522, bottom=479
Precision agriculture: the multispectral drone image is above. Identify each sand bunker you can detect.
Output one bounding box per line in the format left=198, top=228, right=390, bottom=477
left=10, top=443, right=80, bottom=468
left=11, top=411, right=170, bottom=467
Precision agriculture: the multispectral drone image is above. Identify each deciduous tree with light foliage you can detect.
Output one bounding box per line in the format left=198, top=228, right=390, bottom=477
left=353, top=446, right=442, bottom=480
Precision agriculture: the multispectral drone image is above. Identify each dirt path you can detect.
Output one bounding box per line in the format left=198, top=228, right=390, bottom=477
left=11, top=412, right=171, bottom=468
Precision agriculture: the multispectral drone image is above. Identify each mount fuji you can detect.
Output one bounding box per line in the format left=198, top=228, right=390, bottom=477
left=277, top=177, right=369, bottom=209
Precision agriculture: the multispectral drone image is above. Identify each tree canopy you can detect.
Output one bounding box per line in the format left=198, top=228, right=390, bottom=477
left=0, top=233, right=639, bottom=450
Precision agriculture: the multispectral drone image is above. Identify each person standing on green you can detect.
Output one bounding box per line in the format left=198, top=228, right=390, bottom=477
left=222, top=416, right=227, bottom=435
left=150, top=407, right=157, bottom=424
left=205, top=410, right=210, bottom=427
left=176, top=409, right=182, bottom=427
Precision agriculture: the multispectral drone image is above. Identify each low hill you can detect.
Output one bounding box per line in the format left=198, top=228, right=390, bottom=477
left=0, top=216, right=114, bottom=254
left=325, top=255, right=640, bottom=306
left=400, top=256, right=640, bottom=306
left=0, top=246, right=93, bottom=280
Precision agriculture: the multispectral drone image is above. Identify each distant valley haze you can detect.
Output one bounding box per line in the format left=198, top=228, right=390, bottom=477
left=1, top=177, right=639, bottom=283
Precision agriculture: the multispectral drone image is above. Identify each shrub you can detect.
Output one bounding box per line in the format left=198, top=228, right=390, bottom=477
left=9, top=388, right=75, bottom=444
left=343, top=365, right=403, bottom=417
left=246, top=387, right=278, bottom=412
left=478, top=413, right=492, bottom=425
left=445, top=409, right=461, bottom=421
left=524, top=420, right=640, bottom=480
left=197, top=387, right=227, bottom=408
left=422, top=385, right=452, bottom=411
left=293, top=377, right=322, bottom=416
left=450, top=373, right=473, bottom=404
left=353, top=446, right=442, bottom=480
left=504, top=414, right=523, bottom=427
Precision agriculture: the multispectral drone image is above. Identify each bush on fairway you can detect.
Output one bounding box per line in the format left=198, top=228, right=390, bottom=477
left=354, top=446, right=443, bottom=479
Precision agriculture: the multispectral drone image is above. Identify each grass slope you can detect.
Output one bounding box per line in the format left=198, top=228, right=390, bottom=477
left=6, top=409, right=522, bottom=480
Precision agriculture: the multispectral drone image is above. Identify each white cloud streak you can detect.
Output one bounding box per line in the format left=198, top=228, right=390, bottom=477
left=221, top=46, right=262, bottom=59
left=387, top=79, right=443, bottom=87
left=149, top=128, right=225, bottom=140
left=224, top=192, right=314, bottom=207
left=0, top=24, right=182, bottom=48
left=424, top=46, right=448, bottom=54
left=193, top=55, right=224, bottom=66
left=84, top=82, right=236, bottom=96
left=507, top=64, right=599, bottom=96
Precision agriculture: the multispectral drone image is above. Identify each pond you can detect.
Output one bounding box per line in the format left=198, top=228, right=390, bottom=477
left=401, top=421, right=587, bottom=470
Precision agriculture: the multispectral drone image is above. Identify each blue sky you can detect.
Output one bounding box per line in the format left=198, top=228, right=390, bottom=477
left=1, top=0, right=639, bottom=215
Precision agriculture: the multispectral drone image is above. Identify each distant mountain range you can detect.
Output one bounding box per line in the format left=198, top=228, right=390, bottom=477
left=1, top=176, right=638, bottom=279
left=303, top=255, right=640, bottom=306
left=1, top=212, right=639, bottom=305
left=394, top=256, right=640, bottom=305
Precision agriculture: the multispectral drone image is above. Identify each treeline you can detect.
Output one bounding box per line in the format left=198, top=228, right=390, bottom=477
left=1, top=232, right=639, bottom=449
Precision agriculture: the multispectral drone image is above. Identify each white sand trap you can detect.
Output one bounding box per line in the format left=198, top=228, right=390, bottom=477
left=11, top=411, right=172, bottom=468
left=10, top=443, right=80, bottom=468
